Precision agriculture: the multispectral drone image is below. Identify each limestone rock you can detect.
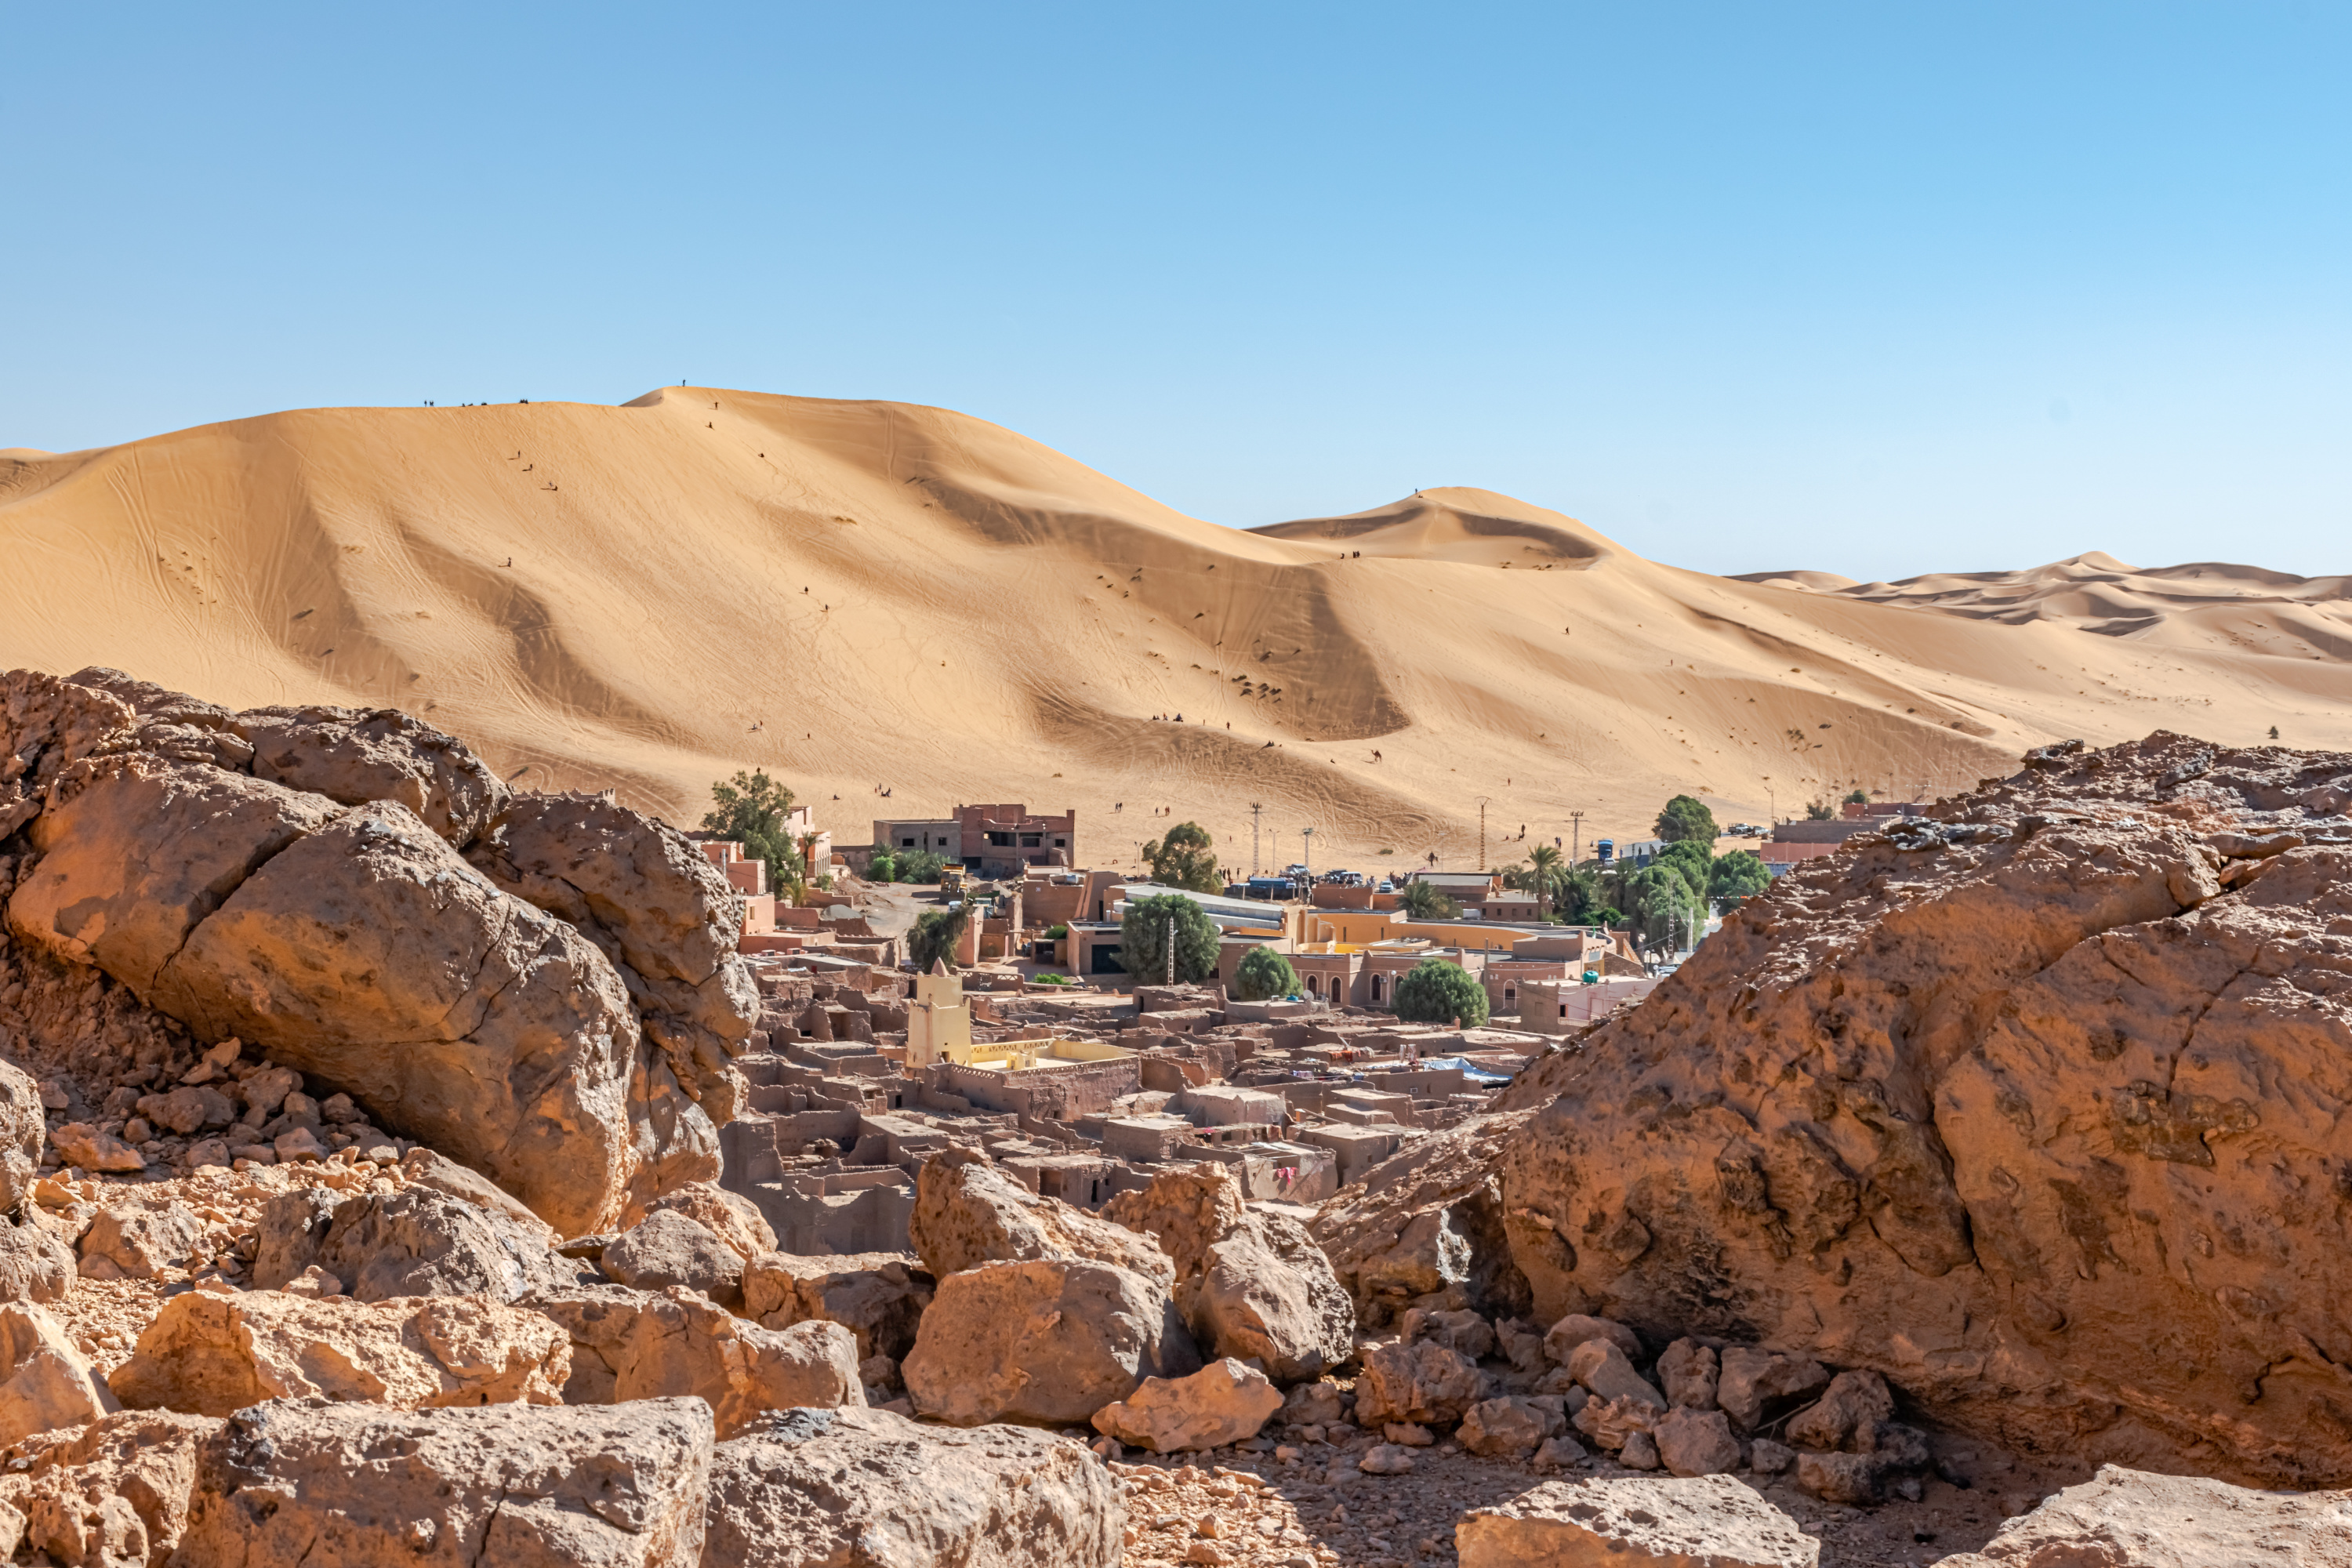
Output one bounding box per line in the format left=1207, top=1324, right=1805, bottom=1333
left=1658, top=1338, right=1720, bottom=1410
left=1311, top=1112, right=1531, bottom=1325
left=602, top=1209, right=745, bottom=1307
left=1403, top=1305, right=1497, bottom=1361
left=1494, top=733, right=2352, bottom=1485
left=256, top=1186, right=575, bottom=1302
left=1105, top=1163, right=1352, bottom=1382
left=1567, top=1338, right=1667, bottom=1410
left=705, top=1405, right=1123, bottom=1568
left=1458, top=1396, right=1563, bottom=1458
left=1091, top=1358, right=1283, bottom=1453
left=1716, top=1348, right=1828, bottom=1433
left=1654, top=1406, right=1743, bottom=1478
left=1795, top=1450, right=1885, bottom=1506
left=0, top=1061, right=45, bottom=1215
left=138, top=1083, right=237, bottom=1134
left=1281, top=1381, right=1345, bottom=1428
left=107, top=1289, right=568, bottom=1415
left=400, top=1145, right=563, bottom=1238
left=605, top=1286, right=863, bottom=1440
left=0, top=1304, right=117, bottom=1444
left=0, top=670, right=136, bottom=839
left=466, top=793, right=757, bottom=1123
left=1533, top=1433, right=1588, bottom=1469
left=902, top=1257, right=1200, bottom=1426
left=519, top=1283, right=652, bottom=1406
left=1359, top=1443, right=1416, bottom=1475
left=230, top=701, right=509, bottom=846
left=1934, top=1464, right=2352, bottom=1567
left=49, top=1122, right=143, bottom=1173
left=1572, top=1394, right=1657, bottom=1454
left=250, top=1187, right=341, bottom=1290
left=637, top=1181, right=775, bottom=1262
left=742, top=1250, right=932, bottom=1362
left=172, top=1394, right=712, bottom=1566
left=1352, top=1338, right=1490, bottom=1428
left=77, top=1200, right=202, bottom=1279
left=1457, top=1475, right=1819, bottom=1567
left=0, top=1408, right=219, bottom=1568
left=911, top=1155, right=1172, bottom=1285
left=1750, top=1438, right=1795, bottom=1475
left=1785, top=1369, right=1895, bottom=1453
left=0, top=1221, right=74, bottom=1304
left=1544, top=1313, right=1642, bottom=1366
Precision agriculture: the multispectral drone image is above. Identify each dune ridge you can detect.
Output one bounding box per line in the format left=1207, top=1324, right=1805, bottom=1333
left=4, top=387, right=2345, bottom=866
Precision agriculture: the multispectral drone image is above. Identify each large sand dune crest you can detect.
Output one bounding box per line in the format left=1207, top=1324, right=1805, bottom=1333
left=3, top=387, right=2346, bottom=864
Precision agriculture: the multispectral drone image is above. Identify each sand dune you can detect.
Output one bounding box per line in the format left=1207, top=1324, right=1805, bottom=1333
left=3, top=387, right=2346, bottom=873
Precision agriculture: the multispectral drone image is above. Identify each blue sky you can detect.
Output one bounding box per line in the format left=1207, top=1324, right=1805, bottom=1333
left=6, top=3, right=2345, bottom=581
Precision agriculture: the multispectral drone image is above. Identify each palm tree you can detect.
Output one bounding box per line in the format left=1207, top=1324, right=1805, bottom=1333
left=1525, top=843, right=1563, bottom=920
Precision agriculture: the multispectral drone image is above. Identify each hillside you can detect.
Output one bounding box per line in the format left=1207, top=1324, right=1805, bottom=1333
left=4, top=387, right=2346, bottom=871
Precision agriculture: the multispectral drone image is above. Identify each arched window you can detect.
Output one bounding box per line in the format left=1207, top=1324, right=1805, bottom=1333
left=1306, top=974, right=1321, bottom=996
left=1504, top=985, right=1516, bottom=1006
left=1370, top=974, right=1384, bottom=1002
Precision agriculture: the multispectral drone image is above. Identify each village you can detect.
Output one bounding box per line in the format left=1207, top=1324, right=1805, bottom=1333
left=699, top=791, right=1922, bottom=1261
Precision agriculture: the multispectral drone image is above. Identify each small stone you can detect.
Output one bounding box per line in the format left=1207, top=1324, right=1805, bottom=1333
left=1358, top=1443, right=1416, bottom=1475
left=49, top=1123, right=143, bottom=1173
left=1542, top=1313, right=1642, bottom=1366
left=1383, top=1422, right=1434, bottom=1446
left=1533, top=1434, right=1588, bottom=1469
left=1619, top=1431, right=1661, bottom=1470
left=283, top=1265, right=344, bottom=1298
left=1654, top=1406, right=1743, bottom=1478
left=274, top=1127, right=329, bottom=1163
left=1458, top=1475, right=1819, bottom=1568
left=1750, top=1437, right=1797, bottom=1475
left=122, top=1117, right=154, bottom=1144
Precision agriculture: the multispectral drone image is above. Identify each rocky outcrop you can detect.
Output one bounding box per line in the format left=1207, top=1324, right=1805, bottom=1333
left=172, top=1395, right=713, bottom=1567
left=601, top=1210, right=745, bottom=1307
left=0, top=1061, right=44, bottom=1215
left=1490, top=734, right=2352, bottom=1486
left=0, top=1409, right=219, bottom=1568
left=604, top=1287, right=862, bottom=1439
left=0, top=1221, right=73, bottom=1304
left=1457, top=1476, right=1820, bottom=1568
left=741, top=1251, right=932, bottom=1362
left=254, top=1187, right=580, bottom=1302
left=702, top=1406, right=1124, bottom=1568
left=1104, top=1163, right=1354, bottom=1383
left=902, top=1258, right=1200, bottom=1426
left=467, top=793, right=757, bottom=1127
left=1312, top=1112, right=1531, bottom=1327
left=0, top=667, right=760, bottom=1236
left=1090, top=1357, right=1283, bottom=1453
left=1932, top=1463, right=2352, bottom=1567
left=107, top=1289, right=568, bottom=1415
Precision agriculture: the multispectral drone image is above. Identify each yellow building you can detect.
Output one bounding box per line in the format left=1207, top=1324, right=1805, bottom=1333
left=904, top=964, right=973, bottom=1069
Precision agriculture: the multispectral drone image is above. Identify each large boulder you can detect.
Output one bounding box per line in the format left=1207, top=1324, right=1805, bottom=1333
left=909, top=1154, right=1172, bottom=1284
left=1493, top=734, right=2352, bottom=1486
left=1105, top=1163, right=1353, bottom=1382
left=0, top=1303, right=116, bottom=1445
left=77, top=1198, right=203, bottom=1279
left=0, top=669, right=742, bottom=1236
left=467, top=793, right=758, bottom=1124
left=1352, top=1338, right=1490, bottom=1428
left=902, top=1258, right=1200, bottom=1426
left=171, top=1395, right=712, bottom=1566
left=702, top=1406, right=1124, bottom=1568
left=255, top=1187, right=579, bottom=1302
left=1311, top=1112, right=1531, bottom=1326
left=108, top=1289, right=568, bottom=1415
left=605, top=1286, right=863, bottom=1439
left=1091, top=1358, right=1283, bottom=1453
left=1456, top=1475, right=1818, bottom=1568
left=601, top=1209, right=745, bottom=1307
left=742, top=1251, right=932, bottom=1362
left=0, top=1221, right=74, bottom=1304
left=0, top=1409, right=220, bottom=1568
left=0, top=1061, right=46, bottom=1215
left=1934, top=1463, right=2352, bottom=1567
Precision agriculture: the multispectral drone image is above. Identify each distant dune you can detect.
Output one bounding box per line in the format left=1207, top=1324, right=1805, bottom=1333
left=3, top=388, right=2345, bottom=870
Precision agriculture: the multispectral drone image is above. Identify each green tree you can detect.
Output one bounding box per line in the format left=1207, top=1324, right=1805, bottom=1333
left=1399, top=880, right=1461, bottom=920
left=1233, top=946, right=1300, bottom=1001
left=907, top=903, right=971, bottom=972
left=1708, top=849, right=1773, bottom=909
left=1522, top=844, right=1563, bottom=918
left=1620, top=864, right=1706, bottom=962
left=1653, top=794, right=1719, bottom=844
left=1805, top=797, right=1835, bottom=820
left=1141, top=821, right=1223, bottom=893
left=1657, top=839, right=1713, bottom=895
left=1392, top=958, right=1490, bottom=1026
left=1119, top=893, right=1221, bottom=985
left=866, top=850, right=898, bottom=884
left=896, top=848, right=948, bottom=884
left=1843, top=789, right=1871, bottom=805
left=701, top=771, right=796, bottom=887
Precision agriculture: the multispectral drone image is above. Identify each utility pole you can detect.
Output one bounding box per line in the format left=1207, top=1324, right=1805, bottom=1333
left=1569, top=809, right=1584, bottom=866
left=1301, top=826, right=1316, bottom=887
left=1250, top=803, right=1263, bottom=877
left=1475, top=797, right=1490, bottom=873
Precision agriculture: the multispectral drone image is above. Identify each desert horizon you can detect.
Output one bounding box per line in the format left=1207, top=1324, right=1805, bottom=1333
left=7, top=384, right=2343, bottom=875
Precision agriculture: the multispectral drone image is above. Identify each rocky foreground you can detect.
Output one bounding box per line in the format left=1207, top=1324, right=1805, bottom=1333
left=3, top=670, right=2350, bottom=1566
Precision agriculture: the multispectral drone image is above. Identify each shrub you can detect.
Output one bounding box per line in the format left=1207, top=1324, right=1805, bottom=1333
left=1118, top=893, right=1221, bottom=985
left=896, top=848, right=948, bottom=883
left=907, top=904, right=971, bottom=972
left=1142, top=822, right=1222, bottom=893
left=1653, top=794, right=1719, bottom=844
left=1234, top=946, right=1300, bottom=1001
left=1392, top=958, right=1488, bottom=1026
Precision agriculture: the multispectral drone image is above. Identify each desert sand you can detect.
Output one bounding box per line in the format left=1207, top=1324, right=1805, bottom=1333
left=4, top=387, right=2345, bottom=869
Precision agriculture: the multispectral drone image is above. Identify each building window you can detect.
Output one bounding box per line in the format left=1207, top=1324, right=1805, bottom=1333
left=1504, top=986, right=1516, bottom=1005
left=901, top=837, right=916, bottom=848
left=1306, top=975, right=1321, bottom=996
left=1020, top=833, right=1042, bottom=847
left=987, top=832, right=1014, bottom=847
left=1054, top=837, right=1066, bottom=848
left=1370, top=975, right=1384, bottom=1002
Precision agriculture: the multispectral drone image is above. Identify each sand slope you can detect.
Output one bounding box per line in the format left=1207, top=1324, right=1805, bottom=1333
left=3, top=388, right=2345, bottom=870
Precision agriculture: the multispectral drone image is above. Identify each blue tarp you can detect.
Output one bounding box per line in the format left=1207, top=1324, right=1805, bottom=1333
left=1417, top=1055, right=1514, bottom=1085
